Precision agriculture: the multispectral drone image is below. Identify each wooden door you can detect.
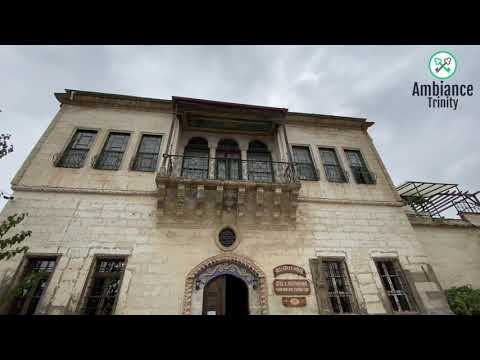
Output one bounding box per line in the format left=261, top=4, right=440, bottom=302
left=202, top=276, right=226, bottom=315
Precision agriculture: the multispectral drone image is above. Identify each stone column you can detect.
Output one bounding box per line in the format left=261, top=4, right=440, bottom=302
left=209, top=147, right=216, bottom=179
left=241, top=148, right=248, bottom=181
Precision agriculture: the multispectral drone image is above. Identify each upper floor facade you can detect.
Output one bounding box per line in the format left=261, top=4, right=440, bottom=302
left=11, top=90, right=403, bottom=223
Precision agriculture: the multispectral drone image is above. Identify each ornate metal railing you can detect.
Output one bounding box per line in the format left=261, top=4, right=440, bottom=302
left=52, top=149, right=89, bottom=168
left=160, top=154, right=298, bottom=184
left=350, top=166, right=376, bottom=185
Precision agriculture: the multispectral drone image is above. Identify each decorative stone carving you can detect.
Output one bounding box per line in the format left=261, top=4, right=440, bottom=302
left=176, top=184, right=186, bottom=216
left=256, top=187, right=264, bottom=218
left=195, top=184, right=205, bottom=216
left=182, top=254, right=269, bottom=315
left=215, top=185, right=224, bottom=216
left=273, top=186, right=282, bottom=219
left=157, top=183, right=167, bottom=215
left=237, top=186, right=246, bottom=217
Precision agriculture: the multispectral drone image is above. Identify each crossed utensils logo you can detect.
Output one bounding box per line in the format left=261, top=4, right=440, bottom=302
left=429, top=51, right=457, bottom=80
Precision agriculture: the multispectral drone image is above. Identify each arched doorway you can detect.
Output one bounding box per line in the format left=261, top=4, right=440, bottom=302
left=202, top=274, right=249, bottom=315
left=182, top=137, right=209, bottom=179
left=215, top=139, right=241, bottom=180
left=247, top=140, right=273, bottom=182
left=182, top=254, right=269, bottom=315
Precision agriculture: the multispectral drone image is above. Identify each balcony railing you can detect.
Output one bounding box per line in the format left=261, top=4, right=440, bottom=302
left=160, top=154, right=297, bottom=184
left=53, top=149, right=89, bottom=168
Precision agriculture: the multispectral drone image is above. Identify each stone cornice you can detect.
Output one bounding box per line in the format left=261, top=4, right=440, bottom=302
left=298, top=196, right=405, bottom=207
left=11, top=185, right=157, bottom=197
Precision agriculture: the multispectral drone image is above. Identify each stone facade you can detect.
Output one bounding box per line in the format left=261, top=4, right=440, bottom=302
left=0, top=90, right=463, bottom=315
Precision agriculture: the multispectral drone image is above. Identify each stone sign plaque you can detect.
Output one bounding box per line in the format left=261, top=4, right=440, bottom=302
left=273, top=264, right=306, bottom=277
left=273, top=279, right=311, bottom=295
left=282, top=297, right=307, bottom=307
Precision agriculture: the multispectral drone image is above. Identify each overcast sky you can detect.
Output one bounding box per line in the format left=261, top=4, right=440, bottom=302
left=1, top=46, right=479, bottom=212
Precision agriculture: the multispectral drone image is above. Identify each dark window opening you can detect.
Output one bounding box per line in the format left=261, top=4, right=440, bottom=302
left=375, top=260, right=416, bottom=313
left=247, top=141, right=273, bottom=183
left=182, top=137, right=209, bottom=179
left=9, top=257, right=57, bottom=315
left=345, top=150, right=375, bottom=184
left=319, top=148, right=347, bottom=183
left=292, top=146, right=317, bottom=181
left=216, top=139, right=241, bottom=180
left=132, top=135, right=162, bottom=172
left=322, top=260, right=356, bottom=313
left=57, top=130, right=97, bottom=168
left=95, top=133, right=130, bottom=170
left=83, top=257, right=126, bottom=315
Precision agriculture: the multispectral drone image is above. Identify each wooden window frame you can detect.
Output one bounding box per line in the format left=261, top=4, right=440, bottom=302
left=94, top=131, right=131, bottom=171
left=79, top=255, right=128, bottom=315
left=291, top=145, right=319, bottom=181
left=130, top=133, right=163, bottom=172
left=318, top=146, right=348, bottom=183
left=5, top=254, right=59, bottom=315
left=343, top=147, right=376, bottom=185
left=310, top=257, right=359, bottom=315
left=56, top=128, right=99, bottom=168
left=374, top=258, right=419, bottom=314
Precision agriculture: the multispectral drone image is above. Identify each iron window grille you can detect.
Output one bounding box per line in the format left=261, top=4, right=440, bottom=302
left=9, top=257, right=57, bottom=315
left=319, top=148, right=348, bottom=183
left=215, top=139, right=242, bottom=181
left=375, top=260, right=417, bottom=313
left=292, top=146, right=318, bottom=181
left=94, top=133, right=130, bottom=170
left=56, top=130, right=97, bottom=168
left=247, top=141, right=274, bottom=183
left=181, top=138, right=210, bottom=180
left=345, top=150, right=376, bottom=185
left=131, top=135, right=162, bottom=172
left=322, top=260, right=357, bottom=313
left=310, top=257, right=358, bottom=314
left=82, top=257, right=126, bottom=315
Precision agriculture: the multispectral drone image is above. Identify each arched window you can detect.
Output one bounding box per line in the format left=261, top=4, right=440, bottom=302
left=247, top=141, right=273, bottom=182
left=216, top=139, right=241, bottom=180
left=182, top=137, right=209, bottom=179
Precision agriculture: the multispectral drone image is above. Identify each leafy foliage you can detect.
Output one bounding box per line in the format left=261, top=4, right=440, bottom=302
left=0, top=132, right=31, bottom=261
left=0, top=133, right=14, bottom=160
left=446, top=285, right=480, bottom=315
left=0, top=213, right=31, bottom=261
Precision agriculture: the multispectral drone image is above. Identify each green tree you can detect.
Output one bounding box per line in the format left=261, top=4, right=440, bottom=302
left=0, top=133, right=31, bottom=261
left=446, top=285, right=480, bottom=315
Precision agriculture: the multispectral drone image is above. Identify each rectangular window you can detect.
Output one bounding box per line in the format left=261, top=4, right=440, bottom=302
left=57, top=130, right=97, bottom=168
left=95, top=133, right=130, bottom=170
left=9, top=257, right=57, bottom=315
left=82, top=257, right=126, bottom=315
left=292, top=146, right=317, bottom=181
left=132, top=135, right=162, bottom=172
left=310, top=258, right=358, bottom=314
left=375, top=259, right=416, bottom=313
left=344, top=150, right=376, bottom=184
left=319, top=148, right=347, bottom=183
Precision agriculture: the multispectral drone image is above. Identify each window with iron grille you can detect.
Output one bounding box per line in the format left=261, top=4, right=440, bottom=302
left=319, top=148, right=347, bottom=183
left=247, top=141, right=273, bottom=183
left=309, top=258, right=358, bottom=314
left=375, top=259, right=417, bottom=313
left=57, top=130, right=97, bottom=168
left=182, top=137, right=210, bottom=179
left=95, top=133, right=130, bottom=170
left=82, top=257, right=126, bottom=315
left=9, top=257, right=57, bottom=315
left=132, top=135, right=162, bottom=172
left=292, top=146, right=317, bottom=181
left=344, top=150, right=375, bottom=184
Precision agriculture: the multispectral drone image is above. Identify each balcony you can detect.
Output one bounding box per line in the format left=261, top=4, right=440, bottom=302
left=155, top=154, right=301, bottom=221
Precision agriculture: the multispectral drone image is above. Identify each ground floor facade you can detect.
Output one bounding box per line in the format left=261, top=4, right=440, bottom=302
left=0, top=191, right=454, bottom=315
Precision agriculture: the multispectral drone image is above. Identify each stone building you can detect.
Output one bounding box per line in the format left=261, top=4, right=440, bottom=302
left=0, top=89, right=478, bottom=315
